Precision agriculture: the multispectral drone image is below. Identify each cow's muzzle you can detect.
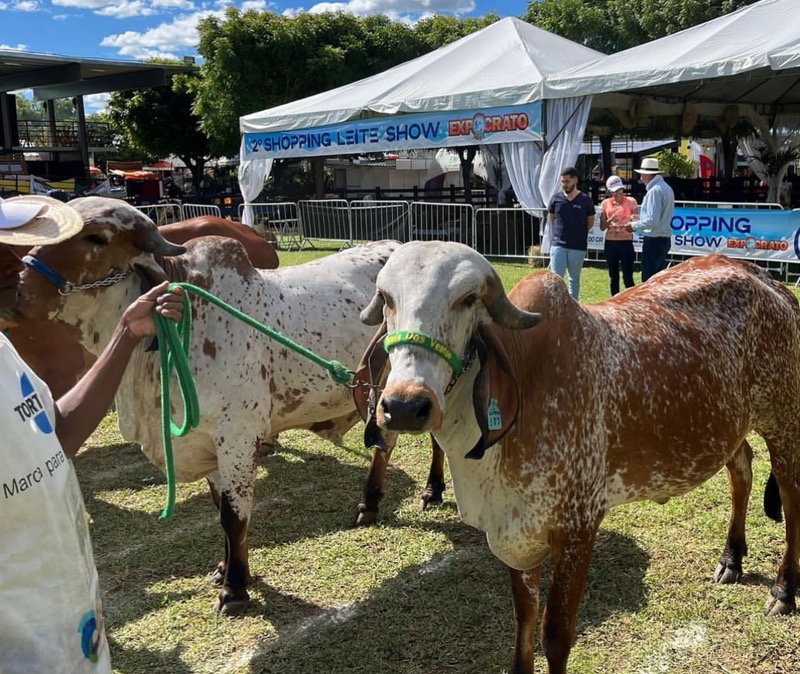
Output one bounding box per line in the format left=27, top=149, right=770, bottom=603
left=378, top=383, right=441, bottom=432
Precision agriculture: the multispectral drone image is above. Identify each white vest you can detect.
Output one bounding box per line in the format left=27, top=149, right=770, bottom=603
left=0, top=333, right=111, bottom=674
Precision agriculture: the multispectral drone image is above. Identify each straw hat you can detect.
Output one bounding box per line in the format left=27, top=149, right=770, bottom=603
left=634, top=157, right=664, bottom=175
left=605, top=175, right=625, bottom=192
left=0, top=195, right=83, bottom=246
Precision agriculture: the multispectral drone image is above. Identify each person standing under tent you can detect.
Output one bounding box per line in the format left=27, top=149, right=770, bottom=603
left=547, top=166, right=596, bottom=301
left=626, top=157, right=675, bottom=281
left=600, top=175, right=638, bottom=295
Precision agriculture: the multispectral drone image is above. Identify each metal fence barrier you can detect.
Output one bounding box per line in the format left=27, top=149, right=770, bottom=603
left=238, top=202, right=301, bottom=250
left=297, top=199, right=351, bottom=248
left=181, top=203, right=222, bottom=220
left=349, top=200, right=410, bottom=243
left=474, top=207, right=545, bottom=260
left=135, top=202, right=183, bottom=226
left=410, top=202, right=475, bottom=247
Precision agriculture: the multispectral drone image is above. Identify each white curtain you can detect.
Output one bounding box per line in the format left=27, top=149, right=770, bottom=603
left=503, top=96, right=592, bottom=254
left=238, top=138, right=273, bottom=226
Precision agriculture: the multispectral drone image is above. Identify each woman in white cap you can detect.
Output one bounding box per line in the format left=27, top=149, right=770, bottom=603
left=0, top=195, right=183, bottom=674
left=625, top=157, right=675, bottom=281
left=600, top=175, right=638, bottom=295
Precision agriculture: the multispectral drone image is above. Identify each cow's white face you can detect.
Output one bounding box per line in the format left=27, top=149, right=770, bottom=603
left=363, top=241, right=540, bottom=434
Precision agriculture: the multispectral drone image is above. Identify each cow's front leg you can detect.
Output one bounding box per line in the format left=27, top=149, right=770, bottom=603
left=356, top=444, right=395, bottom=526
left=206, top=476, right=227, bottom=586
left=715, top=440, right=752, bottom=584
left=211, top=447, right=258, bottom=615
left=508, top=566, right=542, bottom=674
left=421, top=436, right=446, bottom=510
left=541, top=523, right=600, bottom=674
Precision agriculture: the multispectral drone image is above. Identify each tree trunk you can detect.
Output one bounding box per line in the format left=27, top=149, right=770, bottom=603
left=182, top=156, right=207, bottom=199
left=313, top=157, right=325, bottom=199
left=457, top=146, right=477, bottom=203
left=599, top=135, right=614, bottom=180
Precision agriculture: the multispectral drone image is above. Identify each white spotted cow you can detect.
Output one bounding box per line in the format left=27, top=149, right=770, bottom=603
left=360, top=241, right=800, bottom=674
left=17, top=196, right=409, bottom=614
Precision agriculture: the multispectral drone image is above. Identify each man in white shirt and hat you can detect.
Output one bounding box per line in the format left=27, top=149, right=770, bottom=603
left=625, top=157, right=675, bottom=281
left=0, top=195, right=183, bottom=674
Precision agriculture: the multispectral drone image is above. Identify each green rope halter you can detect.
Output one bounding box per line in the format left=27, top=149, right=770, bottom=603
left=384, top=330, right=463, bottom=375
left=154, top=281, right=352, bottom=519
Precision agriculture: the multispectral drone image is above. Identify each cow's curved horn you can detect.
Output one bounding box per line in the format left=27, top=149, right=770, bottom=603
left=361, top=292, right=385, bottom=325
left=484, top=271, right=542, bottom=330
left=137, top=226, right=186, bottom=257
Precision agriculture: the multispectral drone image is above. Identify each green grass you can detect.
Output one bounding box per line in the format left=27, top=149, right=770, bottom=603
left=73, top=245, right=800, bottom=674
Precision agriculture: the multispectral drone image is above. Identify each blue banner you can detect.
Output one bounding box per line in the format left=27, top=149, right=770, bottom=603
left=242, top=103, right=543, bottom=159
left=588, top=207, right=800, bottom=262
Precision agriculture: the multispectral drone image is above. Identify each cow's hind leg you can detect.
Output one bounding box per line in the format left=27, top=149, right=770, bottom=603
left=715, top=440, right=753, bottom=584
left=421, top=436, right=446, bottom=511
left=764, top=435, right=800, bottom=616
left=508, top=566, right=541, bottom=674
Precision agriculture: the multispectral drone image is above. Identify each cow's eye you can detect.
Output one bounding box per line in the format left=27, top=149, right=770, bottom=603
left=462, top=293, right=477, bottom=308
left=85, top=234, right=108, bottom=246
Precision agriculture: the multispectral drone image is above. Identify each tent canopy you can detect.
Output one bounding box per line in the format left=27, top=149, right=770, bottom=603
left=544, top=0, right=800, bottom=108
left=239, top=17, right=602, bottom=135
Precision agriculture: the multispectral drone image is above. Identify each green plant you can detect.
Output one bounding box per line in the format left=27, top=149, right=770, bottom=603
left=655, top=150, right=698, bottom=178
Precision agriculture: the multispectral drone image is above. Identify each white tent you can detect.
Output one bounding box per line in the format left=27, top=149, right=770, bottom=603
left=544, top=0, right=800, bottom=107
left=238, top=18, right=603, bottom=224
left=240, top=17, right=601, bottom=134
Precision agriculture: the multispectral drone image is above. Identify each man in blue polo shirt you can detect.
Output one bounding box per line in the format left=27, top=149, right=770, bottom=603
left=548, top=166, right=596, bottom=301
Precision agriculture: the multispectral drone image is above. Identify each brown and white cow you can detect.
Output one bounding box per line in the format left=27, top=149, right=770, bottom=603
left=6, top=215, right=280, bottom=399
left=16, top=196, right=405, bottom=614
left=360, top=241, right=800, bottom=674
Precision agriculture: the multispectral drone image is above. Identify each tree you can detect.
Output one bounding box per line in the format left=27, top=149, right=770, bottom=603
left=106, top=71, right=212, bottom=196
left=194, top=10, right=430, bottom=157
left=523, top=0, right=759, bottom=54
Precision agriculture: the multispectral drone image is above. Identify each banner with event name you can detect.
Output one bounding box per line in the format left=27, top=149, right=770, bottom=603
left=242, top=103, right=543, bottom=160
left=587, top=207, right=800, bottom=263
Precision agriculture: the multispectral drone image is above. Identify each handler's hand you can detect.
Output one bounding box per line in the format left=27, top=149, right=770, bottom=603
left=120, top=282, right=184, bottom=339
left=624, top=223, right=634, bottom=233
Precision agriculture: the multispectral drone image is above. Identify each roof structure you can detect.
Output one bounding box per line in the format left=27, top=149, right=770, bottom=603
left=0, top=50, right=192, bottom=99
left=544, top=0, right=800, bottom=110
left=240, top=17, right=603, bottom=135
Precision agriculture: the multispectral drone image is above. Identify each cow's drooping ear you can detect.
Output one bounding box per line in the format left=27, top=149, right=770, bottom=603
left=133, top=255, right=169, bottom=293
left=464, top=324, right=520, bottom=460
left=353, top=321, right=391, bottom=451
left=360, top=291, right=385, bottom=326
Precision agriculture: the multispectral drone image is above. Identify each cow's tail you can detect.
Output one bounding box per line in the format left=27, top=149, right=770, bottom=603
left=763, top=470, right=783, bottom=523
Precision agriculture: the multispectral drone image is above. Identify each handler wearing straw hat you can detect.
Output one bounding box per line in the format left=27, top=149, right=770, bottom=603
left=625, top=157, right=675, bottom=281
left=0, top=196, right=183, bottom=674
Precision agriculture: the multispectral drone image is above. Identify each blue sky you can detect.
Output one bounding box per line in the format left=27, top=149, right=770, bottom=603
left=1, top=0, right=532, bottom=111
left=1, top=0, right=530, bottom=61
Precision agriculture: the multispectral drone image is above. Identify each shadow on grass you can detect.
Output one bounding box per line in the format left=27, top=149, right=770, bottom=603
left=240, top=529, right=650, bottom=674
left=107, top=639, right=194, bottom=674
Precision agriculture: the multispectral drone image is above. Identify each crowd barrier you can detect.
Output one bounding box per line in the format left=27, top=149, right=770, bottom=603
left=137, top=200, right=800, bottom=283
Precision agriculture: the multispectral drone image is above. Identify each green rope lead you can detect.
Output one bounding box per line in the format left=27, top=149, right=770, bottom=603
left=154, top=281, right=352, bottom=519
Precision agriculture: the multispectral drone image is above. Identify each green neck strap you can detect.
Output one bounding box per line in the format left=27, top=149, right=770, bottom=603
left=384, top=330, right=463, bottom=375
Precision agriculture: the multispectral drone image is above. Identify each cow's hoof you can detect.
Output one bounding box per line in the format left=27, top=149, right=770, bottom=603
left=764, top=590, right=796, bottom=616
left=208, top=563, right=226, bottom=586
left=216, top=591, right=250, bottom=616
left=354, top=505, right=378, bottom=527
left=714, top=562, right=742, bottom=585
left=421, top=492, right=443, bottom=511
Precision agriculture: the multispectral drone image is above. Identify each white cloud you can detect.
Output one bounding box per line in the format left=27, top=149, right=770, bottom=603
left=0, top=43, right=29, bottom=51
left=13, top=0, right=40, bottom=10
left=85, top=92, right=110, bottom=114
left=151, top=0, right=195, bottom=9
left=52, top=13, right=70, bottom=18
left=52, top=0, right=118, bottom=8
left=241, top=0, right=266, bottom=9
left=290, top=0, right=474, bottom=18
left=96, top=0, right=158, bottom=17
left=101, top=10, right=218, bottom=59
